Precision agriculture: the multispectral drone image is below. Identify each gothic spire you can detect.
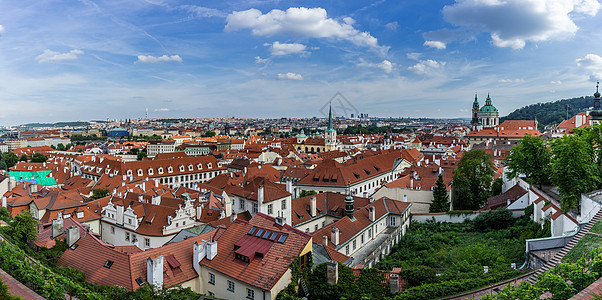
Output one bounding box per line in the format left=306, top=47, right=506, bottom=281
left=328, top=103, right=333, bottom=131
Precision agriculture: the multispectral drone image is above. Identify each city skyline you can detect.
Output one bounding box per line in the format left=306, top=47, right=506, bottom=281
left=1, top=0, right=601, bottom=126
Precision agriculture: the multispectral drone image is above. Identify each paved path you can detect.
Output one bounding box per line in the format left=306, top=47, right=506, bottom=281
left=0, top=268, right=45, bottom=300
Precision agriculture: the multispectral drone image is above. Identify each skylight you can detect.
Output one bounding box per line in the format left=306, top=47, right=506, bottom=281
left=262, top=230, right=271, bottom=239
left=269, top=232, right=278, bottom=241
left=277, top=234, right=288, bottom=243
left=255, top=229, right=264, bottom=237
left=104, top=260, right=113, bottom=269
left=135, top=277, right=145, bottom=286
left=248, top=227, right=257, bottom=235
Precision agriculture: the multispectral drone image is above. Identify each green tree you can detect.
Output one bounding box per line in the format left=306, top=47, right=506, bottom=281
left=505, top=135, right=551, bottom=189
left=299, top=190, right=317, bottom=198
left=56, top=143, right=65, bottom=151
left=31, top=153, right=47, bottom=163
left=452, top=149, right=496, bottom=210
left=8, top=211, right=39, bottom=247
left=91, top=188, right=110, bottom=200
left=19, top=154, right=28, bottom=162
left=203, top=130, right=216, bottom=137
left=550, top=134, right=600, bottom=211
left=137, top=151, right=147, bottom=161
left=491, top=177, right=503, bottom=196
left=0, top=160, right=7, bottom=171
left=1, top=152, right=18, bottom=169
left=429, top=175, right=449, bottom=213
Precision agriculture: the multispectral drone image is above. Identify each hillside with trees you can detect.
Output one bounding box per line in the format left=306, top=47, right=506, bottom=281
left=502, top=96, right=593, bottom=127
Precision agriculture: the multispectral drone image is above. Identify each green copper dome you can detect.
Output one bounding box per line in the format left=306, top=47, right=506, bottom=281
left=479, top=105, right=498, bottom=113
left=297, top=129, right=307, bottom=138
left=473, top=93, right=479, bottom=107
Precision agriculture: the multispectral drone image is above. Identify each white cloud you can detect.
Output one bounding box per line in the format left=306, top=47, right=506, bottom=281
left=135, top=54, right=182, bottom=64
left=442, top=0, right=601, bottom=49
left=225, top=7, right=388, bottom=54
left=179, top=5, right=226, bottom=18
left=577, top=53, right=602, bottom=81
left=358, top=59, right=394, bottom=73
left=385, top=21, right=399, bottom=31
left=268, top=41, right=308, bottom=56
left=424, top=40, right=446, bottom=49
left=408, top=59, right=445, bottom=75
left=0, top=25, right=4, bottom=34
left=551, top=80, right=562, bottom=85
left=277, top=72, right=304, bottom=80
left=36, top=49, right=83, bottom=63
left=407, top=53, right=422, bottom=60
left=255, top=56, right=269, bottom=64
left=498, top=78, right=525, bottom=83
left=154, top=108, right=169, bottom=112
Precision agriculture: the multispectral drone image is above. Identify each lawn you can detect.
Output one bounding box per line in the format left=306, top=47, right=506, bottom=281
left=562, top=234, right=602, bottom=263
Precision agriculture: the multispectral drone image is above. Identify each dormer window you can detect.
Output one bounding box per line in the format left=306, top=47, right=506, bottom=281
left=148, top=168, right=154, bottom=175
left=197, top=164, right=203, bottom=170
left=77, top=211, right=84, bottom=219
left=127, top=170, right=133, bottom=176
left=179, top=165, right=185, bottom=172
left=158, top=167, right=164, bottom=174
left=207, top=163, right=212, bottom=169
left=168, top=166, right=173, bottom=173
left=137, top=169, right=143, bottom=176
left=188, top=165, right=193, bottom=171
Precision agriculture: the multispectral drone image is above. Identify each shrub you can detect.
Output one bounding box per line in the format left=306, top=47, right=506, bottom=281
left=472, top=209, right=514, bottom=231
left=399, top=265, right=437, bottom=287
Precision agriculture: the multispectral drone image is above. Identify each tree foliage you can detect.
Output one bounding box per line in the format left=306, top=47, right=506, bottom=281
left=502, top=96, right=592, bottom=127
left=19, top=154, right=28, bottom=162
left=505, top=135, right=551, bottom=188
left=8, top=211, right=39, bottom=247
left=550, top=134, right=600, bottom=211
left=0, top=152, right=18, bottom=170
left=299, top=190, right=317, bottom=198
left=429, top=175, right=449, bottom=213
left=452, top=149, right=496, bottom=210
left=31, top=153, right=48, bottom=163
left=91, top=188, right=110, bottom=200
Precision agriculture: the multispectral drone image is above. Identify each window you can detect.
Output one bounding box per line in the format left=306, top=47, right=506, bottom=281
left=132, top=234, right=137, bottom=242
left=145, top=238, right=150, bottom=247
left=111, top=226, right=115, bottom=234
left=345, top=245, right=349, bottom=255
left=390, top=216, right=397, bottom=226
left=361, top=234, right=364, bottom=245
left=314, top=224, right=318, bottom=231
left=281, top=199, right=286, bottom=210
left=104, top=260, right=114, bottom=269
left=125, top=232, right=130, bottom=241
left=267, top=204, right=273, bottom=215
left=240, top=199, right=245, bottom=210
left=253, top=203, right=258, bottom=214
left=368, top=229, right=372, bottom=239
left=353, top=239, right=356, bottom=250
left=128, top=218, right=132, bottom=225
left=209, top=273, right=215, bottom=285
left=227, top=280, right=235, bottom=292
left=208, top=291, right=214, bottom=297
left=247, top=288, right=255, bottom=299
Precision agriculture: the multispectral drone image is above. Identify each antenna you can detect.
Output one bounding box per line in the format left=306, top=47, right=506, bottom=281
left=145, top=108, right=148, bottom=119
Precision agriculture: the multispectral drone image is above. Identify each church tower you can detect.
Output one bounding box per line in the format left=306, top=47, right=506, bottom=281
left=477, top=93, right=499, bottom=128
left=471, top=93, right=480, bottom=130
left=325, top=104, right=337, bottom=150
left=591, top=81, right=602, bottom=125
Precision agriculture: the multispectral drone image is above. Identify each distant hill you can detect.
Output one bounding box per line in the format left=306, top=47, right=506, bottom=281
left=20, top=121, right=90, bottom=128
left=502, top=96, right=593, bottom=127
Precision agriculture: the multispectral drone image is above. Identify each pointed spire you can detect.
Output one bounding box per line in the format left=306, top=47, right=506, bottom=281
left=596, top=81, right=601, bottom=98
left=328, top=103, right=333, bottom=131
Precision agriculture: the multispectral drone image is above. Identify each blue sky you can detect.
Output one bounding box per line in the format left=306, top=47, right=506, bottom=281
left=1, top=0, right=602, bottom=125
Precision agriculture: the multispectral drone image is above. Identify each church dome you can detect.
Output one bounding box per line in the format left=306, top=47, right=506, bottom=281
left=478, top=105, right=498, bottom=113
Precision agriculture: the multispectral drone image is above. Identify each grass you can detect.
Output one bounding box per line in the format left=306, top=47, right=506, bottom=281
left=589, top=219, right=602, bottom=235
left=563, top=234, right=602, bottom=263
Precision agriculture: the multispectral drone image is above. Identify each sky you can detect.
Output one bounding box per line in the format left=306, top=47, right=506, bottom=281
left=1, top=0, right=602, bottom=126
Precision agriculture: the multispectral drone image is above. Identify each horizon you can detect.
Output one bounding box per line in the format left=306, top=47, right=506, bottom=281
left=1, top=0, right=601, bottom=126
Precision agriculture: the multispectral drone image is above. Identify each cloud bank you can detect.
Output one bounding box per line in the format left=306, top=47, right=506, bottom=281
left=36, top=49, right=83, bottom=63
left=135, top=54, right=182, bottom=64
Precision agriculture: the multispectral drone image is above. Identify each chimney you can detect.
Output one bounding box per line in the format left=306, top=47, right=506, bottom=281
left=345, top=195, right=354, bottom=219
left=369, top=206, right=375, bottom=222
left=112, top=188, right=117, bottom=195
left=286, top=179, right=293, bottom=195
left=22, top=181, right=26, bottom=189
left=154, top=179, right=159, bottom=188
left=116, top=205, right=124, bottom=226
left=322, top=235, right=328, bottom=246
left=206, top=236, right=217, bottom=260
left=146, top=255, right=164, bottom=289
left=52, top=217, right=64, bottom=238
left=390, top=274, right=400, bottom=294
left=327, top=261, right=338, bottom=285
left=141, top=182, right=145, bottom=191
left=310, top=196, right=317, bottom=217
left=1, top=196, right=6, bottom=208
left=410, top=178, right=413, bottom=189
left=152, top=195, right=161, bottom=205
left=122, top=174, right=126, bottom=181
left=193, top=241, right=207, bottom=274
left=257, top=185, right=264, bottom=213
left=138, top=194, right=144, bottom=202
left=66, top=225, right=80, bottom=247
left=403, top=195, right=407, bottom=202
left=331, top=226, right=340, bottom=246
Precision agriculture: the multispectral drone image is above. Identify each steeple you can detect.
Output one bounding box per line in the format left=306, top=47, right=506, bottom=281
left=591, top=81, right=602, bottom=124
left=485, top=93, right=492, bottom=106
left=327, top=104, right=334, bottom=131
left=344, top=180, right=355, bottom=221
left=473, top=93, right=479, bottom=107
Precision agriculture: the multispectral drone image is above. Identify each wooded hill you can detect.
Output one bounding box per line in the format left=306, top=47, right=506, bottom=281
left=502, top=96, right=593, bottom=127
